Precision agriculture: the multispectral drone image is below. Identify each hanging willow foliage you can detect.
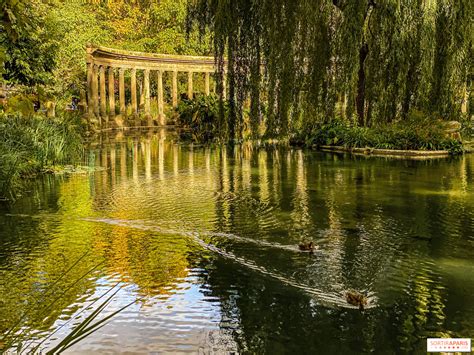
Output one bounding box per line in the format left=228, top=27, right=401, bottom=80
left=187, top=0, right=473, bottom=140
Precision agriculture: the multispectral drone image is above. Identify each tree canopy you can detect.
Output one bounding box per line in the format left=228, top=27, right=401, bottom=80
left=188, top=0, right=473, bottom=139
left=1, top=0, right=211, bottom=99
left=1, top=0, right=59, bottom=86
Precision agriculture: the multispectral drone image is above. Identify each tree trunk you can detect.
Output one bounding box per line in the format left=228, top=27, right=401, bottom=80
left=402, top=64, right=415, bottom=119
left=356, top=43, right=369, bottom=126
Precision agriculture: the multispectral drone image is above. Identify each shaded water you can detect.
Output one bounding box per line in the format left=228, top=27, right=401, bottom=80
left=1, top=129, right=473, bottom=353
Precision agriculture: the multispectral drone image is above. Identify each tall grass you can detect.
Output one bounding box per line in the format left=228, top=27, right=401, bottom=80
left=0, top=113, right=85, bottom=201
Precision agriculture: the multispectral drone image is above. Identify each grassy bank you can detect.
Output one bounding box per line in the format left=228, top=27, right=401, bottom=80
left=174, top=97, right=465, bottom=154
left=295, top=119, right=463, bottom=154
left=0, top=113, right=85, bottom=201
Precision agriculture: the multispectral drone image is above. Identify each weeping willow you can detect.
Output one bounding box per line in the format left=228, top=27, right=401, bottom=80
left=187, top=0, right=473, bottom=140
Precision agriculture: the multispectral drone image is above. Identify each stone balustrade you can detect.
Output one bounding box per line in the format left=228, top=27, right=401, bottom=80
left=86, top=45, right=226, bottom=128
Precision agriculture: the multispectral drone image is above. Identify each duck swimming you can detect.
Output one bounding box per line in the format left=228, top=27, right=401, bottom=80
left=298, top=241, right=315, bottom=252
left=345, top=291, right=368, bottom=310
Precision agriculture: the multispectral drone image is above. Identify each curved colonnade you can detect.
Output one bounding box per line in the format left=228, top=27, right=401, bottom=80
left=86, top=45, right=226, bottom=128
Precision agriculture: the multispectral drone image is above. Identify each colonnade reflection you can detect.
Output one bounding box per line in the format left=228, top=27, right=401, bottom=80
left=1, top=131, right=473, bottom=352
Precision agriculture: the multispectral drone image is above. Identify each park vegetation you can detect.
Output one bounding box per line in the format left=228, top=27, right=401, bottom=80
left=187, top=0, right=473, bottom=142
left=0, top=0, right=210, bottom=200
left=0, top=112, right=84, bottom=201
left=0, top=0, right=473, bottom=200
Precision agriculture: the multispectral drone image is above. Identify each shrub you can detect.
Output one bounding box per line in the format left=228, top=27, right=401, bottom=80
left=174, top=94, right=227, bottom=142
left=4, top=94, right=36, bottom=116
left=303, top=119, right=463, bottom=154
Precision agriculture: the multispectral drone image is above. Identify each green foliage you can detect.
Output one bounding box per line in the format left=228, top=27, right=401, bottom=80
left=42, top=284, right=136, bottom=354
left=188, top=0, right=473, bottom=139
left=303, top=118, right=464, bottom=154
left=0, top=112, right=84, bottom=201
left=430, top=1, right=473, bottom=117
left=1, top=0, right=60, bottom=85
left=89, top=0, right=211, bottom=55
left=2, top=0, right=211, bottom=104
left=175, top=94, right=227, bottom=142
left=48, top=0, right=112, bottom=99
left=1, top=251, right=136, bottom=353
left=3, top=93, right=35, bottom=115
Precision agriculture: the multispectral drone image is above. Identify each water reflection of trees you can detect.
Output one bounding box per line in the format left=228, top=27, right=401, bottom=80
left=1, top=132, right=473, bottom=352
left=198, top=148, right=473, bottom=353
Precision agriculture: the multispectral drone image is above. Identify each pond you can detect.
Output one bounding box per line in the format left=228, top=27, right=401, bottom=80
left=1, top=129, right=473, bottom=353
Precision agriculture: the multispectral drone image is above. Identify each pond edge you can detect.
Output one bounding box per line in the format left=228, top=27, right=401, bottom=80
left=318, top=145, right=453, bottom=159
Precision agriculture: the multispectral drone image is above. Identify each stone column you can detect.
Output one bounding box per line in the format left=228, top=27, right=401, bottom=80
left=86, top=63, right=93, bottom=115
left=157, top=70, right=164, bottom=125
left=108, top=67, right=115, bottom=117
left=205, top=72, right=210, bottom=96
left=188, top=71, right=193, bottom=99
left=144, top=69, right=151, bottom=118
left=172, top=70, right=178, bottom=108
left=92, top=64, right=99, bottom=118
left=131, top=68, right=137, bottom=115
left=99, top=66, right=107, bottom=119
left=119, top=68, right=125, bottom=114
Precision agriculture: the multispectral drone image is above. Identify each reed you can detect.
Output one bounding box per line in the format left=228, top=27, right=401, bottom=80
left=0, top=253, right=137, bottom=354
left=0, top=112, right=84, bottom=201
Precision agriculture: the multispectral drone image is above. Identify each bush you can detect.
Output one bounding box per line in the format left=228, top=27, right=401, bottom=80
left=3, top=94, right=36, bottom=116
left=303, top=118, right=463, bottom=154
left=174, top=94, right=227, bottom=142
left=0, top=113, right=84, bottom=201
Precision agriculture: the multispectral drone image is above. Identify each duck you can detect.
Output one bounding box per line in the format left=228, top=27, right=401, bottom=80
left=298, top=241, right=315, bottom=252
left=363, top=147, right=374, bottom=155
left=345, top=291, right=368, bottom=310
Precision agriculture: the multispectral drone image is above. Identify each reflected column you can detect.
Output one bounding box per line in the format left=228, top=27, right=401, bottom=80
left=173, top=144, right=179, bottom=177
left=120, top=143, right=127, bottom=181
left=159, top=130, right=165, bottom=180
left=110, top=145, right=116, bottom=186
left=133, top=140, right=139, bottom=183
left=205, top=72, right=210, bottom=96
left=145, top=139, right=152, bottom=181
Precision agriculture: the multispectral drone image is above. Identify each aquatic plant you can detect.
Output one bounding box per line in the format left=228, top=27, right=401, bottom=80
left=0, top=112, right=84, bottom=201
left=0, top=253, right=136, bottom=354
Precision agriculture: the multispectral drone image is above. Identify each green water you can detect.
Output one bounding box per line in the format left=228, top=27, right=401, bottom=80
left=1, top=129, right=473, bottom=353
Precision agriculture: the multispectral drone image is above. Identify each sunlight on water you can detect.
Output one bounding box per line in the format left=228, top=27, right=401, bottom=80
left=0, top=129, right=473, bottom=353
